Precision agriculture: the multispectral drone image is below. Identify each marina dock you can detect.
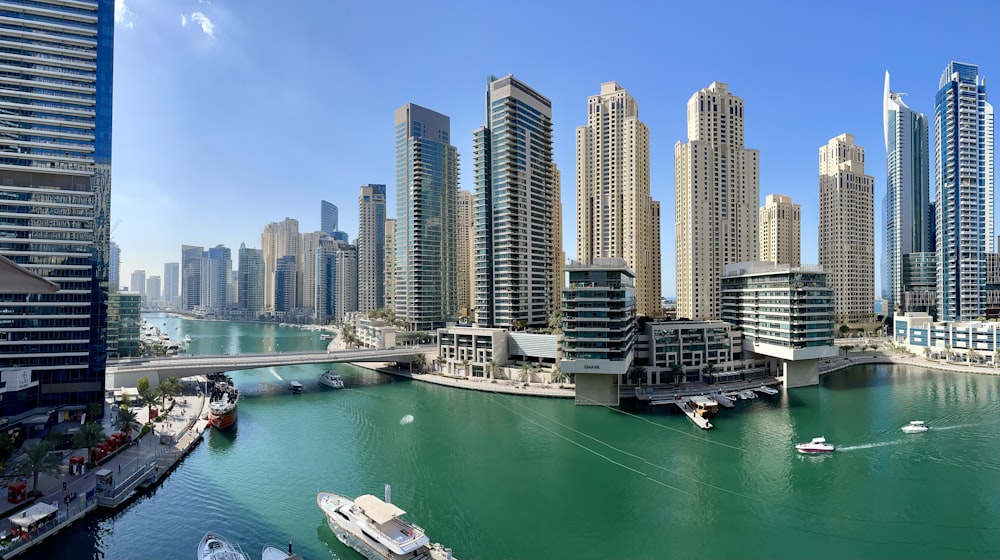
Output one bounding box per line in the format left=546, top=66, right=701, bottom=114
left=0, top=379, right=211, bottom=559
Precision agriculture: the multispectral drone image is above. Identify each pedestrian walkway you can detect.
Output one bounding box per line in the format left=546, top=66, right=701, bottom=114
left=379, top=366, right=575, bottom=398
left=0, top=378, right=210, bottom=558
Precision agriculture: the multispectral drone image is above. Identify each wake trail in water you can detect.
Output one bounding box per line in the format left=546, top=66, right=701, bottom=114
left=838, top=440, right=906, bottom=451
left=270, top=370, right=283, bottom=381
left=932, top=423, right=978, bottom=431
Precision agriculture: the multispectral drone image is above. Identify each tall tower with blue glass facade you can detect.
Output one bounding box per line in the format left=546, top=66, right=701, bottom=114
left=358, top=184, right=386, bottom=313
left=0, top=0, right=114, bottom=422
left=473, top=75, right=558, bottom=329
left=883, top=71, right=930, bottom=315
left=393, top=104, right=458, bottom=331
left=935, top=62, right=992, bottom=322
left=321, top=200, right=338, bottom=234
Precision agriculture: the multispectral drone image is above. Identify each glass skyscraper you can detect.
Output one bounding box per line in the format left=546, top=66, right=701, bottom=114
left=935, top=62, right=992, bottom=321
left=0, top=0, right=114, bottom=424
left=883, top=71, right=930, bottom=315
left=473, top=75, right=557, bottom=329
left=321, top=200, right=338, bottom=234
left=237, top=244, right=263, bottom=318
left=393, top=103, right=458, bottom=331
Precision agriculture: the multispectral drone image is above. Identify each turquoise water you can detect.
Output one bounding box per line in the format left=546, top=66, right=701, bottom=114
left=37, top=314, right=1000, bottom=559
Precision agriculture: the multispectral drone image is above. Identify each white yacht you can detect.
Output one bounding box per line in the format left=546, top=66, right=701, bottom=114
left=262, top=545, right=303, bottom=560
left=795, top=436, right=836, bottom=454
left=319, top=370, right=345, bottom=389
left=198, top=533, right=249, bottom=560
left=316, top=486, right=455, bottom=560
left=901, top=420, right=929, bottom=433
left=755, top=385, right=779, bottom=396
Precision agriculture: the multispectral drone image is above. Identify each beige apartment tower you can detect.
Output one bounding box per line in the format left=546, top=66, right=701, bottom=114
left=457, top=189, right=474, bottom=317
left=675, top=82, right=760, bottom=320
left=818, top=133, right=875, bottom=325
left=576, top=81, right=661, bottom=316
left=383, top=218, right=396, bottom=313
left=261, top=218, right=301, bottom=313
left=759, top=194, right=801, bottom=266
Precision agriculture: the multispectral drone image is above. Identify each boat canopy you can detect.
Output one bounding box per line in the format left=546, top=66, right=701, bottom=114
left=9, top=502, right=58, bottom=528
left=356, top=494, right=406, bottom=525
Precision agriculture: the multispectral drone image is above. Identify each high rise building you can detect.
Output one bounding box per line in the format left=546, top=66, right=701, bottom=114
left=675, top=82, right=760, bottom=320
left=274, top=255, right=297, bottom=314
left=358, top=184, right=386, bottom=313
left=883, top=71, right=931, bottom=315
left=300, top=231, right=328, bottom=313
left=130, top=270, right=146, bottom=297
left=107, top=292, right=140, bottom=359
left=575, top=81, right=661, bottom=316
left=237, top=244, right=264, bottom=318
left=321, top=200, right=338, bottom=235
left=384, top=218, right=396, bottom=313
left=146, top=276, right=161, bottom=303
left=758, top=194, right=801, bottom=267
left=163, top=262, right=180, bottom=308
left=473, top=75, right=558, bottom=329
left=935, top=62, right=992, bottom=322
left=551, top=163, right=564, bottom=313
left=109, top=241, right=120, bottom=290
left=0, top=0, right=115, bottom=422
left=394, top=103, right=458, bottom=331
left=456, top=189, right=474, bottom=316
left=262, top=218, right=301, bottom=313
left=315, top=239, right=358, bottom=324
left=203, top=245, right=232, bottom=313
left=181, top=245, right=204, bottom=311
left=819, top=133, right=875, bottom=325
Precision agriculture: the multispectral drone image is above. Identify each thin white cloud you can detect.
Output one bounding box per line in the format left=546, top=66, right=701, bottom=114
left=190, top=12, right=215, bottom=38
left=114, top=0, right=134, bottom=29
left=180, top=14, right=188, bottom=27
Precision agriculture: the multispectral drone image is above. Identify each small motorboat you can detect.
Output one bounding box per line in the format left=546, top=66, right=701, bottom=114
left=198, top=533, right=250, bottom=560
left=184, top=334, right=192, bottom=343
left=319, top=370, right=345, bottom=389
left=901, top=420, right=929, bottom=433
left=756, top=385, right=779, bottom=396
left=796, top=436, right=836, bottom=454
left=289, top=381, right=304, bottom=394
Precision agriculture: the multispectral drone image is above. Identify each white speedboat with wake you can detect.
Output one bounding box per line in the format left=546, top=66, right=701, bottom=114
left=795, top=436, right=836, bottom=454
left=319, top=370, right=345, bottom=389
left=901, top=420, right=929, bottom=433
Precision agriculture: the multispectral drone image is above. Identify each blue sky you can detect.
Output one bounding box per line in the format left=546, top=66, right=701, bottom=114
left=112, top=0, right=999, bottom=298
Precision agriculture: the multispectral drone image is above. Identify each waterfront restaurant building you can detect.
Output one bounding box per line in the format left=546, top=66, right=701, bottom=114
left=721, top=262, right=838, bottom=388
left=560, top=258, right=636, bottom=406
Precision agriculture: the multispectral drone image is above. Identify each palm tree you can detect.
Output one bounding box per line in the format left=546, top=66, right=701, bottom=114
left=434, top=356, right=446, bottom=373
left=967, top=347, right=979, bottom=364
left=944, top=342, right=952, bottom=361
left=137, top=376, right=154, bottom=418
left=670, top=363, right=685, bottom=385
left=923, top=346, right=931, bottom=359
left=156, top=376, right=183, bottom=409
left=513, top=319, right=528, bottom=332
left=16, top=441, right=60, bottom=497
left=519, top=363, right=532, bottom=385
left=410, top=353, right=426, bottom=373
left=460, top=359, right=470, bottom=378
left=487, top=359, right=499, bottom=381
left=114, top=406, right=142, bottom=440
left=74, top=421, right=106, bottom=464
left=626, top=364, right=646, bottom=386
left=550, top=363, right=567, bottom=385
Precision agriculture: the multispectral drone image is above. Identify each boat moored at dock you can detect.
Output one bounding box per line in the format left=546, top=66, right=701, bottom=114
left=198, top=532, right=250, bottom=560
left=316, top=485, right=455, bottom=560
left=688, top=395, right=719, bottom=417
left=208, top=373, right=239, bottom=430
left=262, top=545, right=304, bottom=560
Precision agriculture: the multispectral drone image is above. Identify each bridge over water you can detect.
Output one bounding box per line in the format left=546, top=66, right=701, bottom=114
left=107, top=345, right=435, bottom=388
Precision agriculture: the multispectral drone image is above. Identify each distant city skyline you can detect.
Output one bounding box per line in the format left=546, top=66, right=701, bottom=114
left=109, top=0, right=997, bottom=297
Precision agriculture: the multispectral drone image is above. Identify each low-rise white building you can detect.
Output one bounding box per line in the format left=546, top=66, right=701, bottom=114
left=437, top=326, right=508, bottom=377
left=894, top=312, right=1000, bottom=362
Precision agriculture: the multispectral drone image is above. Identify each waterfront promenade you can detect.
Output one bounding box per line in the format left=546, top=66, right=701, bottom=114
left=0, top=379, right=210, bottom=558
